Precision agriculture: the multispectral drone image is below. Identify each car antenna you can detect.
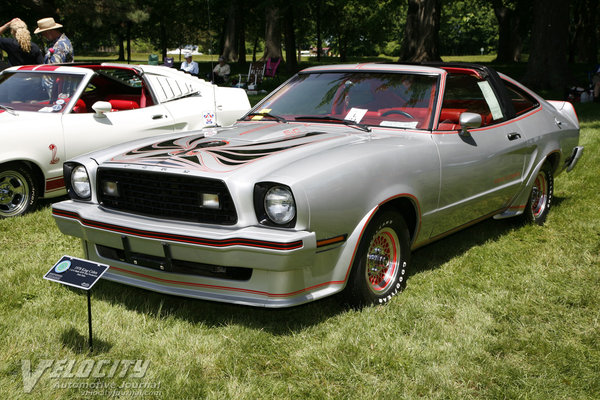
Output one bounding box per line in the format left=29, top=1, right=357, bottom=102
left=207, top=0, right=214, bottom=76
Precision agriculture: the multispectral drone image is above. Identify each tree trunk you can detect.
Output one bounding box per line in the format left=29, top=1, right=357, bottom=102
left=569, top=0, right=598, bottom=65
left=523, top=0, right=570, bottom=90
left=252, top=35, right=258, bottom=62
left=315, top=2, right=322, bottom=61
left=284, top=5, right=297, bottom=72
left=493, top=6, right=523, bottom=63
left=262, top=6, right=283, bottom=60
left=399, top=0, right=441, bottom=62
left=126, top=21, right=131, bottom=64
left=237, top=3, right=246, bottom=66
left=221, top=1, right=238, bottom=61
left=338, top=33, right=347, bottom=62
left=160, top=20, right=167, bottom=61
left=117, top=33, right=125, bottom=61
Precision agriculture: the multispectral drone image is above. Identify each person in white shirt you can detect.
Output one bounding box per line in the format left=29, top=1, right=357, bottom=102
left=180, top=51, right=198, bottom=75
left=211, top=56, right=230, bottom=84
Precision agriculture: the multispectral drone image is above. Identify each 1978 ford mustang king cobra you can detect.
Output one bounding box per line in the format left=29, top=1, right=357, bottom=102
left=52, top=63, right=583, bottom=307
left=0, top=63, right=250, bottom=217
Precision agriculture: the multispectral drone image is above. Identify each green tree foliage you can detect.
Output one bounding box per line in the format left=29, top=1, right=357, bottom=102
left=2, top=0, right=598, bottom=89
left=322, top=0, right=398, bottom=61
left=54, top=0, right=146, bottom=52
left=439, top=0, right=498, bottom=55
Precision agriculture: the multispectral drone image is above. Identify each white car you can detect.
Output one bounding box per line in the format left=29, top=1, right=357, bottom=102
left=0, top=63, right=250, bottom=217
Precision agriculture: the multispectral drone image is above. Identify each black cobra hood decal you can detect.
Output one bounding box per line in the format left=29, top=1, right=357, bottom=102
left=108, top=131, right=331, bottom=173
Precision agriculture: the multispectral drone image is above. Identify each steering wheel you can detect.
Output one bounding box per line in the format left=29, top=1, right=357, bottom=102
left=381, top=109, right=415, bottom=119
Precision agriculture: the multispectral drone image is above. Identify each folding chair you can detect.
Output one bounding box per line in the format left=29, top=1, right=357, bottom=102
left=238, top=61, right=265, bottom=89
left=264, top=57, right=281, bottom=80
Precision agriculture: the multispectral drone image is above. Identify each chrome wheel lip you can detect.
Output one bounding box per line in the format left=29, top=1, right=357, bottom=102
left=531, top=171, right=548, bottom=218
left=0, top=170, right=30, bottom=217
left=365, top=227, right=400, bottom=294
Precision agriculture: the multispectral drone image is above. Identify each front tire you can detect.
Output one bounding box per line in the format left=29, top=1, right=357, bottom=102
left=346, top=211, right=410, bottom=306
left=0, top=164, right=39, bottom=218
left=524, top=163, right=553, bottom=225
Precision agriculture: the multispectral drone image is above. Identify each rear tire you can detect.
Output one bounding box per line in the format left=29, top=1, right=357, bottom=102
left=346, top=211, right=410, bottom=306
left=0, top=163, right=39, bottom=218
left=524, top=163, right=553, bottom=226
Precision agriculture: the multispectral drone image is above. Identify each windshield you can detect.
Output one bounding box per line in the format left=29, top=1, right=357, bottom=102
left=0, top=72, right=84, bottom=113
left=254, top=72, right=438, bottom=130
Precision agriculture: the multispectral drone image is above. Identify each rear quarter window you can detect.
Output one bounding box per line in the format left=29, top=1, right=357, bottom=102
left=438, top=73, right=504, bottom=130
left=503, top=80, right=539, bottom=116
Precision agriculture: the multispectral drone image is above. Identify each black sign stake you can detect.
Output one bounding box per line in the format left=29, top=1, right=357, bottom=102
left=45, top=256, right=109, bottom=352
left=87, top=290, right=93, bottom=352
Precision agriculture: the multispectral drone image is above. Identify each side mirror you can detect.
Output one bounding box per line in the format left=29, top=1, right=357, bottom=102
left=459, top=112, right=482, bottom=135
left=91, top=101, right=112, bottom=116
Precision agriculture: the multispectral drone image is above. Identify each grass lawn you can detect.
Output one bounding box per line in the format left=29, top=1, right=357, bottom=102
left=0, top=63, right=599, bottom=399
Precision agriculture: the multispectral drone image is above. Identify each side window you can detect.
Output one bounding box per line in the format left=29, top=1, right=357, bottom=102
left=438, top=73, right=504, bottom=130
left=503, top=80, right=539, bottom=116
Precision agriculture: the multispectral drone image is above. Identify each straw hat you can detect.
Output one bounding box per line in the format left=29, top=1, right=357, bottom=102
left=34, top=17, right=63, bottom=34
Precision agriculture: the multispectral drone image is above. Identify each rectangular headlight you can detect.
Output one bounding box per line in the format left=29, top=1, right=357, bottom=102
left=102, top=180, right=119, bottom=197
left=200, top=193, right=220, bottom=209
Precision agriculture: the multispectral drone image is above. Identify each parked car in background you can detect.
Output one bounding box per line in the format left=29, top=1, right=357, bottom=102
left=0, top=63, right=250, bottom=217
left=52, top=63, right=583, bottom=307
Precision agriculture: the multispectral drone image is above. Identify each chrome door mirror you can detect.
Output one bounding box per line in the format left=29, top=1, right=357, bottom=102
left=459, top=112, right=482, bottom=135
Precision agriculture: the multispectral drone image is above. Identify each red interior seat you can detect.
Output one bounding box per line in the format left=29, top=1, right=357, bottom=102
left=72, top=98, right=87, bottom=113
left=437, top=108, right=466, bottom=130
left=109, top=99, right=139, bottom=111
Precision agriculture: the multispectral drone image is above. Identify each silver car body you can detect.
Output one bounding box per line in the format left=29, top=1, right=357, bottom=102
left=52, top=63, right=582, bottom=307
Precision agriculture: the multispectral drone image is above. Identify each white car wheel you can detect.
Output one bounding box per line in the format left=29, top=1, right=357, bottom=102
left=0, top=164, right=38, bottom=218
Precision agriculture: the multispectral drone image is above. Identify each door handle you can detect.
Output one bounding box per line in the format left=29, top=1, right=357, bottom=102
left=554, top=117, right=563, bottom=128
left=507, top=132, right=521, bottom=141
left=152, top=114, right=164, bottom=120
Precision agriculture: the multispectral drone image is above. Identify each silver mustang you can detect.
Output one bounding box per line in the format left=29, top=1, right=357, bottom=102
left=52, top=63, right=583, bottom=307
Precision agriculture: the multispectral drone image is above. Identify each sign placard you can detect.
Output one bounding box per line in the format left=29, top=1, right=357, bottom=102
left=44, top=256, right=109, bottom=290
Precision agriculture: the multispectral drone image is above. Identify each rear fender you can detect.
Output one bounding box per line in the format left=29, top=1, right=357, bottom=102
left=494, top=152, right=556, bottom=219
left=547, top=101, right=579, bottom=129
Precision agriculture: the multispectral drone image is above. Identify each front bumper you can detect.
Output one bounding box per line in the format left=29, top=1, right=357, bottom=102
left=52, top=200, right=336, bottom=307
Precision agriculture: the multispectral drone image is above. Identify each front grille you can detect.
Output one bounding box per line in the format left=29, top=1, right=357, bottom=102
left=97, top=244, right=252, bottom=281
left=97, top=168, right=237, bottom=224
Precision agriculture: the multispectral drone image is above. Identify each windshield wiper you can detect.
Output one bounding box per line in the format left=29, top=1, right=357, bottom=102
left=0, top=104, right=18, bottom=116
left=240, top=112, right=287, bottom=123
left=294, top=115, right=371, bottom=132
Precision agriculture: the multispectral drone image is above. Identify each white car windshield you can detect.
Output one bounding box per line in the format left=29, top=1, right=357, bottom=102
left=252, top=72, right=439, bottom=130
left=0, top=72, right=84, bottom=113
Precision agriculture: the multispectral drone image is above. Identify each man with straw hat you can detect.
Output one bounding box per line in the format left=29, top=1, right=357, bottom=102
left=34, top=17, right=73, bottom=64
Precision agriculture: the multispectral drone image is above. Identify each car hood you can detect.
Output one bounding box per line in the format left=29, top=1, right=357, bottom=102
left=0, top=109, right=45, bottom=120
left=0, top=110, right=57, bottom=132
left=99, top=122, right=378, bottom=179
